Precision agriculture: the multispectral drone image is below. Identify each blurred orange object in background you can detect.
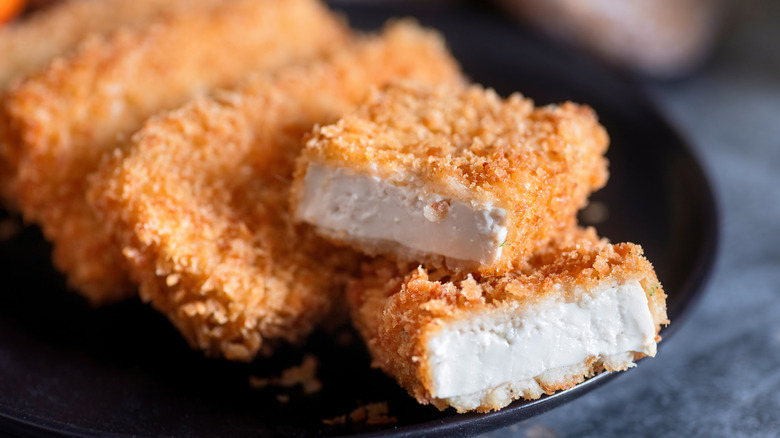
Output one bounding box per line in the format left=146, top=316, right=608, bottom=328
left=497, top=0, right=723, bottom=79
left=0, top=0, right=26, bottom=24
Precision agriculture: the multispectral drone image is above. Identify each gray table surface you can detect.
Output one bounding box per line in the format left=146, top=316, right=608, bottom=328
left=482, top=0, right=780, bottom=437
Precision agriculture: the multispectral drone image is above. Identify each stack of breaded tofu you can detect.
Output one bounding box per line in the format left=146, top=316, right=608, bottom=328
left=0, top=0, right=667, bottom=414
left=293, top=83, right=668, bottom=412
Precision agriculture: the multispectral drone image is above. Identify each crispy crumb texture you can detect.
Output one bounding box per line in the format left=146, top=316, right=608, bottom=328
left=348, top=227, right=669, bottom=413
left=88, top=21, right=464, bottom=359
left=4, top=0, right=350, bottom=304
left=293, top=82, right=609, bottom=275
left=0, top=0, right=230, bottom=205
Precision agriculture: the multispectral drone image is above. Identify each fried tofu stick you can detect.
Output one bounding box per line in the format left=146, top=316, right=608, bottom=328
left=3, top=0, right=350, bottom=304
left=292, top=82, right=609, bottom=276
left=88, top=21, right=464, bottom=360
left=0, top=0, right=230, bottom=204
left=348, top=227, right=668, bottom=413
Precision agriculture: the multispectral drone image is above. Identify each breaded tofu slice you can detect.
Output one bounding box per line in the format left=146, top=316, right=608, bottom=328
left=291, top=82, right=609, bottom=276
left=348, top=227, right=668, bottom=413
left=3, top=0, right=350, bottom=304
left=88, top=22, right=464, bottom=360
left=0, top=0, right=229, bottom=205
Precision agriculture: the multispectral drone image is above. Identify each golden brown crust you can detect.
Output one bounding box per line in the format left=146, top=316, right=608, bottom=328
left=88, top=21, right=464, bottom=359
left=348, top=227, right=668, bottom=412
left=4, top=0, right=350, bottom=304
left=0, top=0, right=229, bottom=89
left=295, top=82, right=609, bottom=275
left=0, top=0, right=230, bottom=205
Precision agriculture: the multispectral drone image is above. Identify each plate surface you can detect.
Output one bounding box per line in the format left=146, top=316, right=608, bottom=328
left=0, top=2, right=717, bottom=437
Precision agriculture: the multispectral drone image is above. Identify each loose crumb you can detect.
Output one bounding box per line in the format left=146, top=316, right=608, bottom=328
left=280, top=354, right=322, bottom=394
left=322, top=402, right=397, bottom=427
left=248, top=354, right=322, bottom=394
left=248, top=376, right=269, bottom=389
left=0, top=218, right=21, bottom=241
left=322, top=415, right=347, bottom=426
left=350, top=402, right=398, bottom=425
left=348, top=406, right=367, bottom=423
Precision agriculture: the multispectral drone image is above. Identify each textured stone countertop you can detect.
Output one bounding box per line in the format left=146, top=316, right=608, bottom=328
left=483, top=0, right=780, bottom=437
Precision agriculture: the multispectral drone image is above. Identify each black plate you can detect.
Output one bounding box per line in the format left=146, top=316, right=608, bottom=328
left=0, top=2, right=717, bottom=437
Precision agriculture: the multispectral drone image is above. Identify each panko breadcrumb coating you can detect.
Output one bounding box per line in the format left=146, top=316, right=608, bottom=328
left=3, top=0, right=350, bottom=304
left=0, top=0, right=229, bottom=205
left=348, top=227, right=668, bottom=413
left=88, top=21, right=464, bottom=360
left=292, top=82, right=609, bottom=276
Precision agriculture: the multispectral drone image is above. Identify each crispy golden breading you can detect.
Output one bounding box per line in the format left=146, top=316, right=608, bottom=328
left=293, top=82, right=609, bottom=276
left=348, top=227, right=669, bottom=413
left=4, top=0, right=350, bottom=304
left=88, top=21, right=464, bottom=360
left=0, top=0, right=229, bottom=205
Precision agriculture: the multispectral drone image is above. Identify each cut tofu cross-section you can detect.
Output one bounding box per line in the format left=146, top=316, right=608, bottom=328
left=292, top=82, right=610, bottom=275
left=427, top=280, right=655, bottom=401
left=348, top=227, right=669, bottom=413
left=297, top=163, right=509, bottom=265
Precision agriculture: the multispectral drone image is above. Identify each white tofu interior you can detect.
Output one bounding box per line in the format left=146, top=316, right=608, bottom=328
left=426, top=280, right=656, bottom=399
left=296, top=163, right=508, bottom=264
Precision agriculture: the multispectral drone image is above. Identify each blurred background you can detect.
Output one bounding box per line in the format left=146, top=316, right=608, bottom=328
left=0, top=0, right=729, bottom=80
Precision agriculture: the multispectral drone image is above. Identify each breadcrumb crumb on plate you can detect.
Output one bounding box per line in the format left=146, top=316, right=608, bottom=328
left=323, top=402, right=398, bottom=427
left=88, top=20, right=463, bottom=360
left=249, top=354, right=322, bottom=395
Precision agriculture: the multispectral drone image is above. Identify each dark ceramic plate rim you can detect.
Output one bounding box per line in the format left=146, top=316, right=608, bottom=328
left=0, top=2, right=718, bottom=437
